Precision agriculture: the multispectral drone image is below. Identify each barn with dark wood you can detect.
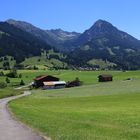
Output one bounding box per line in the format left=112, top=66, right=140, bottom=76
left=66, top=78, right=81, bottom=88
left=33, top=75, right=59, bottom=88
left=98, top=74, right=113, bottom=82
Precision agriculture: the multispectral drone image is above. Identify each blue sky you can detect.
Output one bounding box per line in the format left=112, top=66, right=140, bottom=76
left=1, top=0, right=140, bottom=39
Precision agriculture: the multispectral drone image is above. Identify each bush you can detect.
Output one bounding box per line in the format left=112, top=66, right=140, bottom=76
left=5, top=77, right=10, bottom=83
left=6, top=68, right=18, bottom=78
left=33, top=65, right=38, bottom=70
left=19, top=74, right=22, bottom=78
left=0, top=82, right=7, bottom=88
left=0, top=58, right=3, bottom=62
left=20, top=80, right=25, bottom=86
left=0, top=71, right=4, bottom=76
left=3, top=61, right=10, bottom=70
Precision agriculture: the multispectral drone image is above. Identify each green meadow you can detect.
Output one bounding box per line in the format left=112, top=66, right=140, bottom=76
left=0, top=69, right=140, bottom=85
left=9, top=70, right=140, bottom=140
left=0, top=87, right=22, bottom=99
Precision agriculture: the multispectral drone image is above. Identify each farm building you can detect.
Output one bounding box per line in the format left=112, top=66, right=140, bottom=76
left=33, top=75, right=59, bottom=88
left=98, top=74, right=113, bottom=82
left=43, top=81, right=66, bottom=89
left=66, top=78, right=81, bottom=88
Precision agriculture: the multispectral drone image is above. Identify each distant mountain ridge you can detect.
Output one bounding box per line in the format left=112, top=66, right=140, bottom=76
left=6, top=19, right=56, bottom=46
left=46, top=29, right=80, bottom=42
left=6, top=19, right=140, bottom=50
left=1, top=19, right=140, bottom=69
left=6, top=19, right=80, bottom=50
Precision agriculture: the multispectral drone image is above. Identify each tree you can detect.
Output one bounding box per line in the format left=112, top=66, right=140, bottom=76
left=33, top=65, right=38, bottom=70
left=3, top=56, right=8, bottom=61
left=6, top=68, right=18, bottom=78
left=19, top=73, right=22, bottom=78
left=0, top=71, right=4, bottom=76
left=20, top=80, right=25, bottom=85
left=3, top=61, right=10, bottom=70
left=5, top=77, right=10, bottom=83
left=0, top=82, right=7, bottom=88
left=0, top=58, right=3, bottom=62
left=10, top=57, right=14, bottom=61
left=38, top=59, right=41, bottom=62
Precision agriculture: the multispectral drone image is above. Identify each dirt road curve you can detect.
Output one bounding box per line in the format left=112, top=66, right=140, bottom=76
left=0, top=91, right=46, bottom=140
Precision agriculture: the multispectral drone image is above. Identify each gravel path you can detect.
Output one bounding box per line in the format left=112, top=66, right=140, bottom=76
left=0, top=91, right=47, bottom=140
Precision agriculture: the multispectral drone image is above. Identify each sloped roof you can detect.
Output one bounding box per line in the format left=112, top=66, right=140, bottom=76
left=98, top=74, right=113, bottom=78
left=34, top=75, right=48, bottom=81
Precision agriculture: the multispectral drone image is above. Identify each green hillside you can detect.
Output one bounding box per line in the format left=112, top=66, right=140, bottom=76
left=88, top=59, right=116, bottom=69
left=0, top=56, right=16, bottom=69
left=21, top=50, right=68, bottom=70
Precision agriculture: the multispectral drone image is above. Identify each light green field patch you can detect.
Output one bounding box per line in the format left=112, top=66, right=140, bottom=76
left=0, top=87, right=22, bottom=99
left=88, top=59, right=116, bottom=69
left=107, top=47, right=116, bottom=55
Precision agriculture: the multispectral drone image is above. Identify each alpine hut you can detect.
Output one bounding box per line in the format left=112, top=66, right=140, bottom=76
left=98, top=74, right=113, bottom=82
left=33, top=75, right=59, bottom=88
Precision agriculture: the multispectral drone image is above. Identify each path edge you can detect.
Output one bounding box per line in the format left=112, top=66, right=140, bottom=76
left=7, top=91, right=51, bottom=140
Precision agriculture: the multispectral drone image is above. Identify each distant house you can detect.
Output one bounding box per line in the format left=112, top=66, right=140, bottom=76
left=43, top=81, right=66, bottom=89
left=98, top=74, right=113, bottom=82
left=33, top=75, right=59, bottom=88
left=66, top=78, right=82, bottom=88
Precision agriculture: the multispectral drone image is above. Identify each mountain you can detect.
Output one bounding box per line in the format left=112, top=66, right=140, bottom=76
left=3, top=19, right=140, bottom=70
left=6, top=19, right=80, bottom=50
left=67, top=20, right=140, bottom=70
left=0, top=21, right=52, bottom=63
left=6, top=19, right=55, bottom=45
left=46, top=29, right=80, bottom=44
left=70, top=19, right=140, bottom=49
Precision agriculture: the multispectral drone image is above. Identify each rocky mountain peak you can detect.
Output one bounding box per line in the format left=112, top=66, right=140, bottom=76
left=85, top=19, right=117, bottom=37
left=94, top=19, right=113, bottom=27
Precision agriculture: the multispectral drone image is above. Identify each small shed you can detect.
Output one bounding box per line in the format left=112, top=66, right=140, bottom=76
left=66, top=78, right=81, bottom=88
left=98, top=74, right=113, bottom=82
left=33, top=75, right=59, bottom=88
left=43, top=81, right=66, bottom=89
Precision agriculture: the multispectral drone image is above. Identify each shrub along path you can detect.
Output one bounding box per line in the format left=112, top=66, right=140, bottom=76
left=0, top=91, right=47, bottom=140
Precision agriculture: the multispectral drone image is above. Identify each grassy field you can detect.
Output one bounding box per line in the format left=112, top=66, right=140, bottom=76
left=9, top=72, right=140, bottom=140
left=1, top=70, right=140, bottom=86
left=0, top=70, right=49, bottom=86
left=0, top=88, right=22, bottom=99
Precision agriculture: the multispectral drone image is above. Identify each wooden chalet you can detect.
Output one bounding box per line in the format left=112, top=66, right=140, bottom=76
left=98, top=74, right=113, bottom=82
left=43, top=81, right=66, bottom=89
left=33, top=75, right=59, bottom=88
